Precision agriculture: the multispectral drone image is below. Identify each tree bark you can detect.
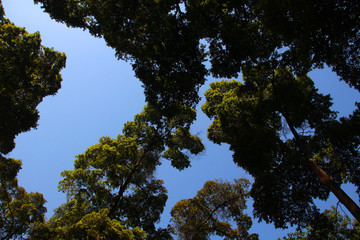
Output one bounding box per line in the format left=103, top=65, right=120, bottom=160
left=307, top=158, right=360, bottom=222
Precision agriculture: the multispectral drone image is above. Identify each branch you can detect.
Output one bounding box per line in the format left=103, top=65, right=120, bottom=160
left=199, top=200, right=228, bottom=229
left=108, top=159, right=142, bottom=217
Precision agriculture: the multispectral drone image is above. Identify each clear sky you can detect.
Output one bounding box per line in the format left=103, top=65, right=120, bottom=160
left=3, top=0, right=360, bottom=239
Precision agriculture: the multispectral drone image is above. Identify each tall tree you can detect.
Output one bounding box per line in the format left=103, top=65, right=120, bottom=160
left=171, top=178, right=258, bottom=240
left=202, top=66, right=360, bottom=227
left=0, top=156, right=46, bottom=240
left=0, top=0, right=66, bottom=154
left=30, top=134, right=168, bottom=239
left=30, top=105, right=204, bottom=239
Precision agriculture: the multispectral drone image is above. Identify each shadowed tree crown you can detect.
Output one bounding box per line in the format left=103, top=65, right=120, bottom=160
left=0, top=1, right=66, bottom=154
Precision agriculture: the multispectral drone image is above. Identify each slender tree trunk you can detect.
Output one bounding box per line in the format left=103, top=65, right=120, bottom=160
left=307, top=158, right=360, bottom=222
left=283, top=114, right=360, bottom=222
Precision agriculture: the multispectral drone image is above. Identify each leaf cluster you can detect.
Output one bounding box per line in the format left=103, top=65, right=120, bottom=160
left=123, top=104, right=204, bottom=170
left=33, top=0, right=360, bottom=116
left=0, top=9, right=66, bottom=154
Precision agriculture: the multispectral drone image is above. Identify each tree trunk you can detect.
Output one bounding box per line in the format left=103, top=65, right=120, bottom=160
left=283, top=113, right=360, bottom=222
left=307, top=158, right=360, bottom=222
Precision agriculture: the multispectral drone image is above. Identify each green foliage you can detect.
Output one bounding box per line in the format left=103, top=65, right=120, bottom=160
left=0, top=7, right=66, bottom=154
left=281, top=207, right=360, bottom=240
left=253, top=0, right=360, bottom=89
left=29, top=0, right=360, bottom=233
left=35, top=0, right=208, bottom=118
left=29, top=105, right=205, bottom=239
left=1, top=97, right=199, bottom=238
left=317, top=106, right=360, bottom=191
left=0, top=1, right=4, bottom=19
left=123, top=104, right=204, bottom=170
left=30, top=208, right=147, bottom=240
left=0, top=3, right=65, bottom=238
left=34, top=0, right=360, bottom=112
left=0, top=156, right=46, bottom=240
left=171, top=178, right=258, bottom=240
left=40, top=134, right=168, bottom=239
left=202, top=66, right=360, bottom=228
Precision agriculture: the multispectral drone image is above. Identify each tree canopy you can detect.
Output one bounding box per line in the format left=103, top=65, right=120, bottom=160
left=2, top=0, right=359, bottom=237
left=33, top=0, right=360, bottom=107
left=29, top=105, right=204, bottom=239
left=0, top=2, right=66, bottom=238
left=202, top=66, right=360, bottom=227
left=0, top=1, right=66, bottom=154
left=171, top=178, right=258, bottom=240
left=32, top=0, right=360, bottom=231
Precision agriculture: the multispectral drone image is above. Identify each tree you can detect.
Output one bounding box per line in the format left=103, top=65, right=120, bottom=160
left=171, top=178, right=258, bottom=240
left=0, top=156, right=47, bottom=240
left=0, top=0, right=66, bottom=154
left=29, top=134, right=167, bottom=239
left=281, top=207, right=360, bottom=240
left=30, top=106, right=204, bottom=239
left=202, top=66, right=360, bottom=227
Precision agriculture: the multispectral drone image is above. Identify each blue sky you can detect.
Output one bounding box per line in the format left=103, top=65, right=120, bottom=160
left=3, top=0, right=360, bottom=239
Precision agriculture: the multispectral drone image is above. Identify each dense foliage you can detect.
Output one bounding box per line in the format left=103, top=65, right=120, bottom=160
left=0, top=0, right=66, bottom=154
left=171, top=178, right=258, bottom=240
left=1, top=0, right=359, bottom=238
left=0, top=156, right=46, bottom=240
left=33, top=0, right=360, bottom=107
left=202, top=66, right=360, bottom=227
left=0, top=1, right=65, bottom=238
left=30, top=105, right=204, bottom=239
